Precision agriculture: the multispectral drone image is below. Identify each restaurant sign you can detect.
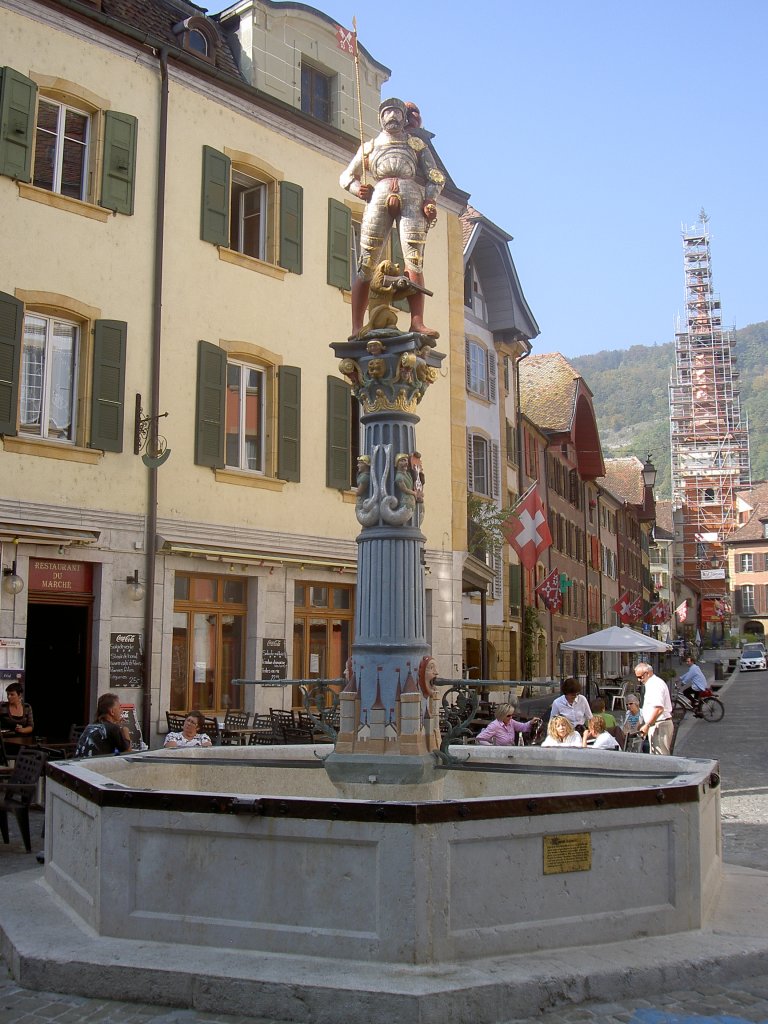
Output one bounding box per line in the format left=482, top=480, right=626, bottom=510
left=28, top=559, right=93, bottom=594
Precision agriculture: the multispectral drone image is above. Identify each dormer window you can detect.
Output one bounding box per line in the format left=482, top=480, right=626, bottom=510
left=172, top=17, right=217, bottom=63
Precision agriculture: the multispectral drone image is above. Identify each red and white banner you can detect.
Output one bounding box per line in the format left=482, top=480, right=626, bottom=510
left=336, top=24, right=356, bottom=53
left=503, top=486, right=552, bottom=571
left=535, top=567, right=562, bottom=612
left=675, top=600, right=688, bottom=623
left=645, top=600, right=670, bottom=625
left=626, top=595, right=644, bottom=623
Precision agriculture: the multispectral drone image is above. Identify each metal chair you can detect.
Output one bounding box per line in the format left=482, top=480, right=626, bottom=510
left=221, top=710, right=251, bottom=745
left=201, top=716, right=220, bottom=745
left=0, top=748, right=47, bottom=852
left=248, top=715, right=277, bottom=745
left=166, top=712, right=186, bottom=733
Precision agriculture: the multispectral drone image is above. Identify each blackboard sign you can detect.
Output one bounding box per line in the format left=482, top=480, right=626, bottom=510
left=119, top=703, right=147, bottom=751
left=262, top=638, right=288, bottom=680
left=110, top=633, right=143, bottom=687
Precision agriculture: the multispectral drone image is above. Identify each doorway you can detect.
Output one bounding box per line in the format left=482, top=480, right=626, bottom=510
left=24, top=604, right=90, bottom=741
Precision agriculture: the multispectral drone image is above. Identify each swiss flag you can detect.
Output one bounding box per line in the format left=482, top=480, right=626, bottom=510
left=675, top=600, right=688, bottom=623
left=503, top=487, right=552, bottom=570
left=535, top=567, right=562, bottom=612
left=644, top=601, right=669, bottom=625
left=613, top=591, right=632, bottom=623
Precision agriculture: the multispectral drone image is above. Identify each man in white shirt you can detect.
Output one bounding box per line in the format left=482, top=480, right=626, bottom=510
left=635, top=663, right=673, bottom=755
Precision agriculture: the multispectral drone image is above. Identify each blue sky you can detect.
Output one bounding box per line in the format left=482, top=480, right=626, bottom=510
left=207, top=0, right=768, bottom=359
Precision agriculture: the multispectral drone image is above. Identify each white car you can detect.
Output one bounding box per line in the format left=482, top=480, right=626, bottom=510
left=739, top=644, right=767, bottom=671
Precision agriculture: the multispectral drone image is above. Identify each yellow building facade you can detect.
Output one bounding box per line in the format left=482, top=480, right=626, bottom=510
left=0, top=0, right=467, bottom=743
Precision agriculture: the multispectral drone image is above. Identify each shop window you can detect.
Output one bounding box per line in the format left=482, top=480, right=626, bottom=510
left=171, top=573, right=246, bottom=713
left=292, top=582, right=354, bottom=704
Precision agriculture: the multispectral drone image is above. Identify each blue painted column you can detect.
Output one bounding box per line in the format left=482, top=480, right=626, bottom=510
left=328, top=331, right=444, bottom=778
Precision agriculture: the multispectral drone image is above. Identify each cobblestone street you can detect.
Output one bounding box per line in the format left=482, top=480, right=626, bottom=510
left=0, top=660, right=766, bottom=1024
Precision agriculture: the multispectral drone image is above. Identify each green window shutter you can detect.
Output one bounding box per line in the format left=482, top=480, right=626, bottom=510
left=195, top=340, right=226, bottom=467
left=200, top=146, right=231, bottom=245
left=279, top=182, right=303, bottom=274
left=326, top=375, right=351, bottom=489
left=0, top=290, right=22, bottom=436
left=100, top=111, right=138, bottom=215
left=0, top=67, right=37, bottom=182
left=389, top=230, right=409, bottom=310
left=90, top=319, right=127, bottom=452
left=278, top=365, right=301, bottom=481
left=508, top=563, right=521, bottom=614
left=327, top=199, right=351, bottom=289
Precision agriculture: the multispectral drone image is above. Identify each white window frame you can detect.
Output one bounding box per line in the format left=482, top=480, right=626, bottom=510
left=33, top=97, right=91, bottom=201
left=225, top=360, right=266, bottom=473
left=230, top=171, right=267, bottom=261
left=20, top=313, right=79, bottom=443
left=741, top=585, right=755, bottom=611
left=739, top=553, right=753, bottom=573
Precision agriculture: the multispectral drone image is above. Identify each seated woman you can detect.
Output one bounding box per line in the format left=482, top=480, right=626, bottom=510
left=475, top=703, right=540, bottom=746
left=0, top=682, right=34, bottom=736
left=550, top=678, right=593, bottom=733
left=541, top=715, right=582, bottom=747
left=164, top=711, right=212, bottom=749
left=582, top=715, right=620, bottom=750
left=622, top=695, right=644, bottom=736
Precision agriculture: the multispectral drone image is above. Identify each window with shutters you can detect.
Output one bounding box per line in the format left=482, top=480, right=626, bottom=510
left=201, top=146, right=302, bottom=277
left=20, top=313, right=79, bottom=442
left=467, top=432, right=499, bottom=499
left=195, top=340, right=300, bottom=484
left=326, top=376, right=360, bottom=489
left=738, top=553, right=753, bottom=573
left=0, top=68, right=137, bottom=217
left=0, top=290, right=126, bottom=455
left=465, top=338, right=496, bottom=402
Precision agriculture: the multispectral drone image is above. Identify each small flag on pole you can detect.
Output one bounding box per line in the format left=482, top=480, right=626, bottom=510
left=675, top=600, right=688, bottom=623
left=336, top=23, right=356, bottom=53
left=612, top=591, right=632, bottom=623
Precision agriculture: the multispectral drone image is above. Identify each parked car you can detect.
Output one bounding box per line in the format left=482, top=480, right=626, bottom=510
left=739, top=643, right=767, bottom=671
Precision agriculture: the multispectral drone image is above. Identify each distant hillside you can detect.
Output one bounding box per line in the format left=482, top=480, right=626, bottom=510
left=571, top=321, right=768, bottom=498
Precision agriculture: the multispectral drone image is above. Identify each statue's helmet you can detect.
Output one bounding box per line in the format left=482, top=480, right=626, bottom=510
left=396, top=452, right=410, bottom=464
left=357, top=454, right=371, bottom=465
left=378, top=97, right=408, bottom=128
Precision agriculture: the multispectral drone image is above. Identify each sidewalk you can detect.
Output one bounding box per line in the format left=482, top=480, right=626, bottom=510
left=0, top=663, right=767, bottom=1024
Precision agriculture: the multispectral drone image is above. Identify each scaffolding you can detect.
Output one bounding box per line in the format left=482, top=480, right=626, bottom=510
left=668, top=215, right=750, bottom=618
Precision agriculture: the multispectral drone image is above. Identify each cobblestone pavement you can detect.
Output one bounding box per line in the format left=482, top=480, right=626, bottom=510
left=0, top=660, right=766, bottom=1023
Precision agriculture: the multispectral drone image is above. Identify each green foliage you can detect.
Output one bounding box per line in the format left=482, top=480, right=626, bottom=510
left=523, top=604, right=541, bottom=680
left=571, top=321, right=768, bottom=496
left=467, top=495, right=515, bottom=557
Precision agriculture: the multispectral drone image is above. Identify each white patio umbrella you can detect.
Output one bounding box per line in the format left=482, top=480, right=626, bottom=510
left=560, top=625, right=672, bottom=653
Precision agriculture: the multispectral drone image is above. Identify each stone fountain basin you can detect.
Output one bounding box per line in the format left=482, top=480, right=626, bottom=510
left=44, top=745, right=721, bottom=965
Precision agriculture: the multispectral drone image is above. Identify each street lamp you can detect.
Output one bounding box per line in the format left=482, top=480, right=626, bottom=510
left=641, top=454, right=657, bottom=489
left=2, top=561, right=24, bottom=596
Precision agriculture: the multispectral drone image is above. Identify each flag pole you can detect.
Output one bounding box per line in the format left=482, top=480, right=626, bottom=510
left=351, top=17, right=366, bottom=186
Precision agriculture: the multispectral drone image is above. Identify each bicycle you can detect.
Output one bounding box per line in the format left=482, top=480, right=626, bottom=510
left=671, top=683, right=724, bottom=724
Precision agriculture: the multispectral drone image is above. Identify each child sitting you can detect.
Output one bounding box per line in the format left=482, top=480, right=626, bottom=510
left=583, top=714, right=620, bottom=750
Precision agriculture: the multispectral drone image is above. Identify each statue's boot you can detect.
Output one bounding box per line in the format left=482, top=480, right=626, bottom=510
left=406, top=272, right=439, bottom=339
left=350, top=277, right=370, bottom=340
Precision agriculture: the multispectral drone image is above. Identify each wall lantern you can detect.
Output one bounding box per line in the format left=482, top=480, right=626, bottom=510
left=126, top=569, right=145, bottom=602
left=2, top=561, right=24, bottom=596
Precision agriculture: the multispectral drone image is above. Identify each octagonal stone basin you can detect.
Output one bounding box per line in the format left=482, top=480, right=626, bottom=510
left=43, top=745, right=722, bottom=965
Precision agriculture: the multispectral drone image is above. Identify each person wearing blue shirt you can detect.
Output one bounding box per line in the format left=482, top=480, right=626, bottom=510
left=680, top=657, right=708, bottom=710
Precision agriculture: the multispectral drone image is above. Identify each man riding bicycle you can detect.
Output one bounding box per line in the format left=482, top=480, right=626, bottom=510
left=679, top=657, right=708, bottom=715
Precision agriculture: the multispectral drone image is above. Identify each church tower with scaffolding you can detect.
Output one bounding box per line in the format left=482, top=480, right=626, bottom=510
left=669, top=213, right=751, bottom=640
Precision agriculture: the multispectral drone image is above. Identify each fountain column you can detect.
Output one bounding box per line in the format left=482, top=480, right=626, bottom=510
left=326, top=330, right=445, bottom=785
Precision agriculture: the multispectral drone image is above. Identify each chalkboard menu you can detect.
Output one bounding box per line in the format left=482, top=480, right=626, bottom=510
left=261, top=638, right=288, bottom=680
left=110, top=633, right=143, bottom=687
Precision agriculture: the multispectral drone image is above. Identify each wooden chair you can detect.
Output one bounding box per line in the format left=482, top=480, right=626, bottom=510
left=0, top=748, right=47, bottom=852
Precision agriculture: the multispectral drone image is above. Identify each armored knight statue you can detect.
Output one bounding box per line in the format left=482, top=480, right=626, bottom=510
left=340, top=97, right=446, bottom=340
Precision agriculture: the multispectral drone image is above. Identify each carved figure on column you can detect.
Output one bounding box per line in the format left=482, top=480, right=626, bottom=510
left=340, top=97, right=445, bottom=340
left=410, top=451, right=425, bottom=526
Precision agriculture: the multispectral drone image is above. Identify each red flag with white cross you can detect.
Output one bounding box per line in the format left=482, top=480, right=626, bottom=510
left=503, top=486, right=552, bottom=570
left=612, top=591, right=632, bottom=623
